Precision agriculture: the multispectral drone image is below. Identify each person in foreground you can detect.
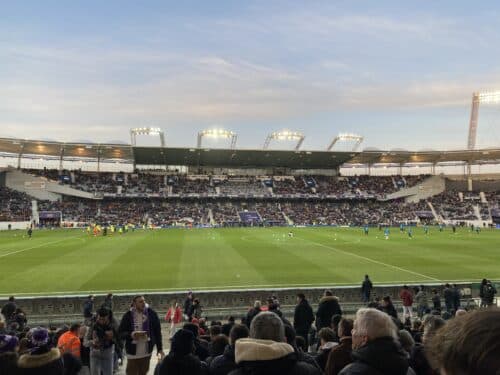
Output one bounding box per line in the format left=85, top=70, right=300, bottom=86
left=119, top=295, right=164, bottom=375
left=229, top=311, right=321, bottom=375
left=339, top=308, right=414, bottom=375
left=427, top=308, right=500, bottom=375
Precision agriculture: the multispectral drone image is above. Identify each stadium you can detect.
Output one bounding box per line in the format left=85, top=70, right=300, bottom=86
left=2, top=3, right=500, bottom=375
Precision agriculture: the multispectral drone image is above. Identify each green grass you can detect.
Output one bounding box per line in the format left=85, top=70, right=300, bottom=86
left=0, top=226, right=499, bottom=296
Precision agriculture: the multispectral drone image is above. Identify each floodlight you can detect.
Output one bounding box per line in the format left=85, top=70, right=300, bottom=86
left=468, top=90, right=500, bottom=150
left=327, top=133, right=364, bottom=151
left=130, top=127, right=165, bottom=146
left=263, top=130, right=305, bottom=150
left=197, top=128, right=237, bottom=148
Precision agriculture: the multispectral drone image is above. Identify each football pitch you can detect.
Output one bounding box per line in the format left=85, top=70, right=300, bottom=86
left=0, top=226, right=499, bottom=296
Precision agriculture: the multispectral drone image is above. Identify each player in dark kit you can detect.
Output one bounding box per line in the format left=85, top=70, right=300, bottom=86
left=27, top=227, right=33, bottom=239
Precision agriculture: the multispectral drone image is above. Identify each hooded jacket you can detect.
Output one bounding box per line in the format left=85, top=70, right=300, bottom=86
left=339, top=337, right=413, bottom=375
left=229, top=338, right=321, bottom=375
left=316, top=296, right=342, bottom=330
left=17, top=347, right=64, bottom=375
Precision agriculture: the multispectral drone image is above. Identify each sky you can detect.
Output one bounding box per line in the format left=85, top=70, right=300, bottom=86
left=2, top=1, right=500, bottom=151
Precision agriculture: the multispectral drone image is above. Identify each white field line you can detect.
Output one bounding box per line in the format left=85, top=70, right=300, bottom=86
left=0, top=236, right=83, bottom=259
left=296, top=236, right=441, bottom=282
left=1, top=279, right=492, bottom=298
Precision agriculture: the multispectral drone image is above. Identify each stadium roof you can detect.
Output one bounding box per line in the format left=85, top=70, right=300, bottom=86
left=0, top=137, right=133, bottom=160
left=0, top=137, right=499, bottom=168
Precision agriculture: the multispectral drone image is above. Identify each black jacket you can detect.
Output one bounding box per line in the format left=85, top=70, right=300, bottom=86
left=443, top=288, right=454, bottom=309
left=316, top=296, right=342, bottom=330
left=361, top=280, right=373, bottom=294
left=0, top=302, right=16, bottom=320
left=17, top=347, right=65, bottom=375
left=0, top=351, right=18, bottom=375
left=210, top=344, right=237, bottom=375
left=294, top=299, right=314, bottom=334
left=339, top=337, right=411, bottom=375
left=229, top=352, right=321, bottom=375
left=118, top=307, right=163, bottom=355
left=245, top=308, right=261, bottom=328
left=158, top=353, right=207, bottom=375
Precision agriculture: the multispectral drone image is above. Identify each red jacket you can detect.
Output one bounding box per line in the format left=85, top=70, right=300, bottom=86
left=165, top=307, right=182, bottom=324
left=399, top=289, right=414, bottom=306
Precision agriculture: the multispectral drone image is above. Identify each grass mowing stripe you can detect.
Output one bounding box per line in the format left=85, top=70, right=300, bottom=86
left=296, top=236, right=441, bottom=282
left=0, top=236, right=83, bottom=258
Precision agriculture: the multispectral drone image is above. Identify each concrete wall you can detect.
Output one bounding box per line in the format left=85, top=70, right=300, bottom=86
left=1, top=283, right=476, bottom=325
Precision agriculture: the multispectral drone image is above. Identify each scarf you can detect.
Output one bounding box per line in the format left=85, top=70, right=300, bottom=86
left=131, top=304, right=151, bottom=340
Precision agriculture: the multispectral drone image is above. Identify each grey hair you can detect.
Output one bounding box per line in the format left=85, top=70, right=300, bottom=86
left=254, top=300, right=262, bottom=308
left=249, top=312, right=285, bottom=342
left=354, top=308, right=397, bottom=340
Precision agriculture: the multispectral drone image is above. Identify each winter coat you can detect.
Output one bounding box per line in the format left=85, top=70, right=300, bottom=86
left=399, top=290, right=413, bottom=307
left=0, top=351, right=18, bottom=375
left=443, top=288, right=454, bottom=310
left=294, top=299, right=315, bottom=335
left=382, top=304, right=398, bottom=319
left=229, top=338, right=321, bottom=375
left=0, top=302, right=16, bottom=321
left=245, top=308, right=261, bottom=328
left=118, top=307, right=163, bottom=356
left=165, top=307, right=183, bottom=324
left=431, top=295, right=441, bottom=311
left=361, top=280, right=373, bottom=295
left=17, top=347, right=64, bottom=375
left=452, top=287, right=461, bottom=310
left=210, top=344, right=237, bottom=375
left=415, top=292, right=428, bottom=308
left=83, top=300, right=93, bottom=318
left=339, top=337, right=411, bottom=375
left=158, top=353, right=207, bottom=375
left=315, top=342, right=338, bottom=371
left=316, top=296, right=342, bottom=330
left=325, top=337, right=353, bottom=375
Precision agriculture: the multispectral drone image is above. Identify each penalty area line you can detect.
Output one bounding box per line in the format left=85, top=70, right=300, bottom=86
left=296, top=237, right=441, bottom=282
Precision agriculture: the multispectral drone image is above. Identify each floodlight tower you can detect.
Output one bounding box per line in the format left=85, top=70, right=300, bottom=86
left=263, top=130, right=305, bottom=150
left=130, top=127, right=165, bottom=146
left=326, top=133, right=364, bottom=151
left=197, top=128, right=237, bottom=149
left=468, top=90, right=500, bottom=149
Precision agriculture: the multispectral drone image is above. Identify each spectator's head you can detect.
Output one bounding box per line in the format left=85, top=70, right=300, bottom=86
left=209, top=325, right=221, bottom=338
left=351, top=308, right=397, bottom=349
left=229, top=324, right=249, bottom=345
left=428, top=309, right=500, bottom=375
left=171, top=329, right=195, bottom=356
left=365, top=274, right=369, bottom=280
left=422, top=316, right=445, bottom=344
left=318, top=327, right=336, bottom=346
left=88, top=295, right=94, bottom=301
left=96, top=307, right=111, bottom=325
left=253, top=300, right=261, bottom=309
left=331, top=314, right=342, bottom=331
left=69, top=323, right=81, bottom=334
left=398, top=330, right=415, bottom=354
left=296, top=293, right=305, bottom=303
left=183, top=323, right=199, bottom=338
left=402, top=285, right=408, bottom=290
left=8, top=296, right=15, bottom=303
left=28, top=327, right=50, bottom=349
left=324, top=290, right=333, bottom=297
left=382, top=296, right=393, bottom=306
left=132, top=295, right=146, bottom=312
left=338, top=318, right=354, bottom=338
left=249, top=312, right=284, bottom=342
left=210, top=335, right=229, bottom=357
left=0, top=334, right=19, bottom=353
left=445, top=283, right=450, bottom=288
left=106, top=293, right=113, bottom=299
left=455, top=309, right=467, bottom=317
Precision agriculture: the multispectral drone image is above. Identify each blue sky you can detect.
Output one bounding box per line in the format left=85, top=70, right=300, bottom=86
left=2, top=1, right=500, bottom=150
